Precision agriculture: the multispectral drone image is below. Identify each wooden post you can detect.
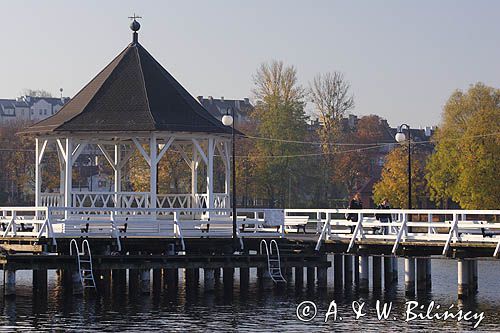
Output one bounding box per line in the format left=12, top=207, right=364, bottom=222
left=4, top=270, right=16, bottom=297
left=372, top=256, right=382, bottom=291
left=306, top=267, right=315, bottom=287
left=358, top=255, right=369, bottom=292
left=416, top=258, right=428, bottom=293
left=354, top=255, right=360, bottom=287
left=223, top=267, right=234, bottom=292
left=204, top=268, right=215, bottom=292
left=152, top=269, right=162, bottom=294
left=426, top=258, right=432, bottom=290
left=295, top=266, right=304, bottom=288
left=240, top=267, right=250, bottom=290
left=344, top=255, right=353, bottom=287
left=164, top=268, right=178, bottom=290
left=129, top=269, right=140, bottom=294
left=140, top=269, right=151, bottom=295
left=334, top=254, right=343, bottom=289
left=112, top=269, right=127, bottom=290
left=457, top=259, right=469, bottom=298
left=469, top=260, right=478, bottom=294
left=404, top=258, right=415, bottom=295
left=317, top=267, right=328, bottom=288
left=392, top=257, right=398, bottom=282
left=33, top=269, right=48, bottom=297
left=384, top=257, right=393, bottom=289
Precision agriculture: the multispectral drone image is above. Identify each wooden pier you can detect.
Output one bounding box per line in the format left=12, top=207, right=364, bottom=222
left=0, top=206, right=498, bottom=299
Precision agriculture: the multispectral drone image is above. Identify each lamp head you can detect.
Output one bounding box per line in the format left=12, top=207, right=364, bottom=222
left=395, top=132, right=406, bottom=143
left=222, top=114, right=233, bottom=126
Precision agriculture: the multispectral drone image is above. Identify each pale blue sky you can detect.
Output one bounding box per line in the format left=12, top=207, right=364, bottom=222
left=1, top=0, right=499, bottom=127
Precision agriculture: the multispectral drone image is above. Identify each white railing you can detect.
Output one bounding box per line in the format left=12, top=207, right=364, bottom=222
left=157, top=194, right=191, bottom=209
left=0, top=206, right=54, bottom=242
left=72, top=192, right=150, bottom=208
left=193, top=193, right=230, bottom=209
left=284, top=208, right=500, bottom=257
left=40, top=193, right=64, bottom=207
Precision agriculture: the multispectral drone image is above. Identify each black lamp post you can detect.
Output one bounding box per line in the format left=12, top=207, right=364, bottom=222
left=222, top=108, right=238, bottom=252
left=395, top=124, right=412, bottom=209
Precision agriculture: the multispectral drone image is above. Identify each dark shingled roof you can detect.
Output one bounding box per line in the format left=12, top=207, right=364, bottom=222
left=24, top=40, right=232, bottom=135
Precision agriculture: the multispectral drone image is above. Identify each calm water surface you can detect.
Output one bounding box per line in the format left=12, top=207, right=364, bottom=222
left=0, top=258, right=499, bottom=332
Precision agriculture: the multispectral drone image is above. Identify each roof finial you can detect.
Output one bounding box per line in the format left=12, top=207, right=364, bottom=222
left=128, top=13, right=142, bottom=44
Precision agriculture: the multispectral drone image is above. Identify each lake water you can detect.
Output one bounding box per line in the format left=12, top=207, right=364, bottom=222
left=0, top=258, right=499, bottom=332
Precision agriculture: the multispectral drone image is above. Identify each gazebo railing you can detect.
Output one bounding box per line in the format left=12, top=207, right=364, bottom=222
left=40, top=193, right=64, bottom=207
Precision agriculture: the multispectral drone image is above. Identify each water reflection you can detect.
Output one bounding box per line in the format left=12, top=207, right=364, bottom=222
left=0, top=260, right=498, bottom=331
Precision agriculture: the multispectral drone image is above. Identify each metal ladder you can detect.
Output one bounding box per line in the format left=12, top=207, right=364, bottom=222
left=70, top=239, right=96, bottom=290
left=260, top=239, right=286, bottom=283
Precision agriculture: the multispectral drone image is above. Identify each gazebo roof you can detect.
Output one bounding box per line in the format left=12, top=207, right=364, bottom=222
left=24, top=23, right=232, bottom=136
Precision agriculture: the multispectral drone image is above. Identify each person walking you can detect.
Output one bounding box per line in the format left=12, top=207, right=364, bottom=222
left=347, top=193, right=363, bottom=223
left=376, top=198, right=392, bottom=235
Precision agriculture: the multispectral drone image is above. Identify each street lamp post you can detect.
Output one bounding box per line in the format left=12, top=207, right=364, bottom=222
left=395, top=124, right=412, bottom=209
left=222, top=108, right=238, bottom=252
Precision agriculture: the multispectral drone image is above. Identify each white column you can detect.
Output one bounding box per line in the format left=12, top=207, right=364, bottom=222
left=224, top=140, right=230, bottom=197
left=206, top=138, right=214, bottom=216
left=114, top=143, right=122, bottom=208
left=149, top=135, right=157, bottom=209
left=64, top=138, right=73, bottom=216
left=191, top=145, right=198, bottom=207
left=35, top=138, right=41, bottom=207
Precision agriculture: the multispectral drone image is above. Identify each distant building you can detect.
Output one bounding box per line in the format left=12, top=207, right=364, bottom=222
left=0, top=95, right=69, bottom=124
left=197, top=96, right=253, bottom=125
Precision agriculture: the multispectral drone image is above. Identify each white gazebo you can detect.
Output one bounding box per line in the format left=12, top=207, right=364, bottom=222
left=23, top=20, right=234, bottom=219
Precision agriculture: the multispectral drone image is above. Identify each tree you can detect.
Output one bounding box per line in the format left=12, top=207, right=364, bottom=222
left=373, top=146, right=428, bottom=208
left=250, top=60, right=309, bottom=207
left=426, top=83, right=500, bottom=209
left=309, top=72, right=354, bottom=204
left=335, top=115, right=391, bottom=198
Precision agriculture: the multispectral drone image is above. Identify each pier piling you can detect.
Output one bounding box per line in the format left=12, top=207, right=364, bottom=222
left=354, top=256, right=359, bottom=287
left=295, top=267, right=304, bottom=288
left=416, top=258, right=428, bottom=293
left=32, top=269, right=48, bottom=297
left=384, top=257, right=393, bottom=289
left=404, top=258, right=415, bottom=295
left=358, top=255, right=369, bottom=292
left=344, top=255, right=353, bottom=287
left=240, top=267, right=250, bottom=290
left=372, top=256, right=382, bottom=291
left=223, top=267, right=234, bottom=291
left=152, top=269, right=162, bottom=293
left=457, top=259, right=469, bottom=298
left=140, top=269, right=151, bottom=294
left=317, top=267, right=328, bottom=288
left=204, top=268, right=215, bottom=292
left=392, top=257, right=398, bottom=282
left=4, top=270, right=16, bottom=297
left=306, top=267, right=315, bottom=288
left=334, top=254, right=343, bottom=289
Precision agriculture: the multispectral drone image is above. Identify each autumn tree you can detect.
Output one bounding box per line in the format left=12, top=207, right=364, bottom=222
left=373, top=146, right=428, bottom=208
left=426, top=83, right=500, bottom=209
left=335, top=115, right=392, bottom=199
left=250, top=60, right=309, bottom=207
left=309, top=72, right=354, bottom=204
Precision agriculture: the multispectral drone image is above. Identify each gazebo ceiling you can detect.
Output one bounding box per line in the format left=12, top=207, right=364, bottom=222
left=24, top=22, right=232, bottom=136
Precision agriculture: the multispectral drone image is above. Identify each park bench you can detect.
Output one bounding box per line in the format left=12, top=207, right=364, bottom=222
left=284, top=216, right=309, bottom=234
